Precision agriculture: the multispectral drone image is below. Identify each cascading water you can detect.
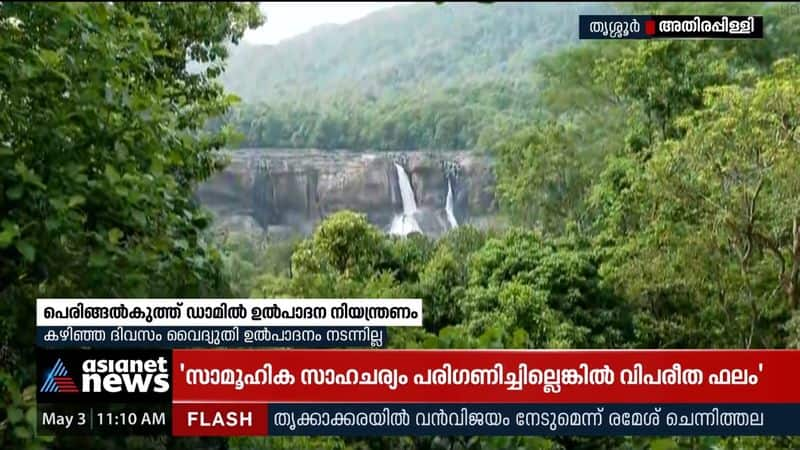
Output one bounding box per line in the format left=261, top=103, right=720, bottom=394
left=389, top=163, right=422, bottom=235
left=396, top=163, right=417, bottom=214
left=445, top=179, right=458, bottom=229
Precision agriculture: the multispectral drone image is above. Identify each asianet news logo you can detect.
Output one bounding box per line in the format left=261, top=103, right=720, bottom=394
left=42, top=357, right=170, bottom=394
left=83, top=357, right=170, bottom=393
left=40, top=358, right=79, bottom=393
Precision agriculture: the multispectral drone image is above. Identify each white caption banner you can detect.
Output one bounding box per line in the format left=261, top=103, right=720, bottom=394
left=37, top=298, right=423, bottom=327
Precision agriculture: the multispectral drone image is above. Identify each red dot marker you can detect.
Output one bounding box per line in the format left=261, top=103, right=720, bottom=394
left=645, top=19, right=656, bottom=35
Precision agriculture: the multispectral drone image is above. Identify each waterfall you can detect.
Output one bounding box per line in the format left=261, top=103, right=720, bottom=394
left=445, top=179, right=458, bottom=229
left=395, top=163, right=417, bottom=214
left=389, top=163, right=422, bottom=235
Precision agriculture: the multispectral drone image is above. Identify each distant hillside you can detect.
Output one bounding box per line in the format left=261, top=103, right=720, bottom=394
left=222, top=2, right=613, bottom=103
left=214, top=2, right=616, bottom=151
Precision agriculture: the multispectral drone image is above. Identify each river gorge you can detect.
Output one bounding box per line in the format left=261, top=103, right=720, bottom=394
left=195, top=149, right=498, bottom=238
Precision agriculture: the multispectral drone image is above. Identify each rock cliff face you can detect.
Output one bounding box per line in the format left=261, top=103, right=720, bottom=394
left=194, top=149, right=497, bottom=237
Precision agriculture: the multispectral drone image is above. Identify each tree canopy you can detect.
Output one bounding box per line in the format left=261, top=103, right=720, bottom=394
left=4, top=1, right=800, bottom=450
left=0, top=3, right=261, bottom=449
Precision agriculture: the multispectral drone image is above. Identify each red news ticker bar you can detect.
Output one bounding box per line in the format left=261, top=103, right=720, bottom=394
left=173, top=403, right=267, bottom=436
left=171, top=350, right=800, bottom=404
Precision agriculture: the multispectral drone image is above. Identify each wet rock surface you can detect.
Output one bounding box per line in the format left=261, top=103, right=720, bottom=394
left=195, top=149, right=497, bottom=236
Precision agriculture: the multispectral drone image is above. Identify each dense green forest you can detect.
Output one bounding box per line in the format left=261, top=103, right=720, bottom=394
left=213, top=2, right=612, bottom=150
left=211, top=80, right=541, bottom=150
left=3, top=2, right=800, bottom=450
left=221, top=3, right=610, bottom=102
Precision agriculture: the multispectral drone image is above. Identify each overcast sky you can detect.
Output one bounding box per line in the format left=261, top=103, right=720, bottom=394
left=243, top=2, right=413, bottom=45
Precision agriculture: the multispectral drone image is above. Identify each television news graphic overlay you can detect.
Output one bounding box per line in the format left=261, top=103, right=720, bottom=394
left=171, top=349, right=800, bottom=436
left=173, top=404, right=267, bottom=437
left=262, top=404, right=800, bottom=436
left=579, top=15, right=763, bottom=39
left=37, top=349, right=172, bottom=403
left=40, top=358, right=78, bottom=393
left=36, top=298, right=423, bottom=327
left=37, top=326, right=388, bottom=348
left=36, top=349, right=172, bottom=436
left=37, top=403, right=171, bottom=436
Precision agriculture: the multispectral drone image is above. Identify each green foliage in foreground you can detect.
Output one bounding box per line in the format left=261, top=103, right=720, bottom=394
left=219, top=3, right=800, bottom=449
left=492, top=3, right=800, bottom=353
left=3, top=1, right=800, bottom=449
left=0, top=2, right=262, bottom=449
left=226, top=210, right=800, bottom=449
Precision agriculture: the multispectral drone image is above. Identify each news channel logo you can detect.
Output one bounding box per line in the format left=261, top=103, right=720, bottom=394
left=37, top=349, right=172, bottom=403
left=40, top=358, right=79, bottom=394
